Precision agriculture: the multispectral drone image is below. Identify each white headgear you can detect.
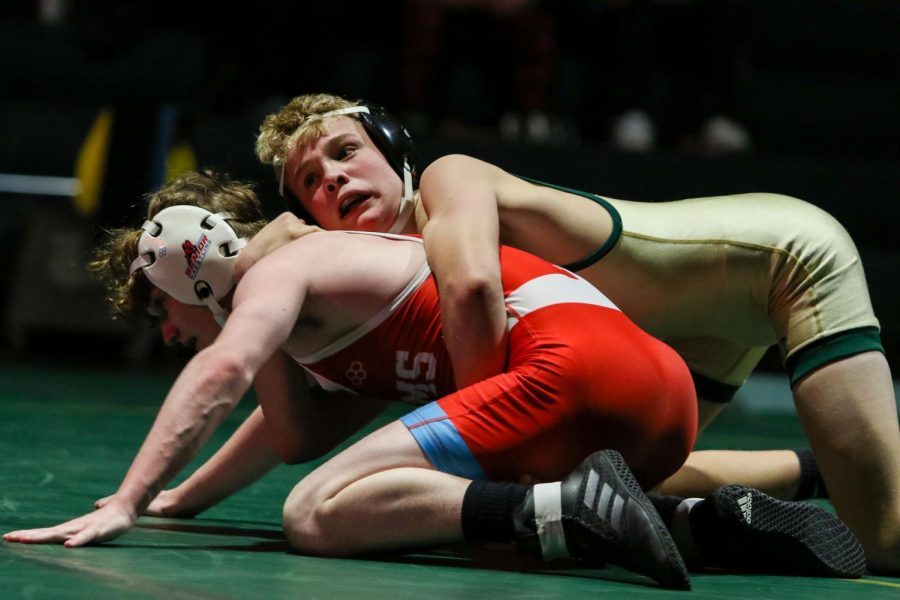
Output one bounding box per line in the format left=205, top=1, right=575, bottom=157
left=129, top=205, right=247, bottom=324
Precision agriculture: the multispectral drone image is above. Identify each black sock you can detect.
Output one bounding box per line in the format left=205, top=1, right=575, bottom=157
left=793, top=448, right=829, bottom=500
left=686, top=497, right=722, bottom=566
left=647, top=492, right=684, bottom=530
left=461, top=480, right=529, bottom=544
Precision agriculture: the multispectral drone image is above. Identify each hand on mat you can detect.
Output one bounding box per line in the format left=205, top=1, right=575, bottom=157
left=95, top=489, right=180, bottom=517
left=234, top=213, right=321, bottom=283
left=3, top=501, right=136, bottom=547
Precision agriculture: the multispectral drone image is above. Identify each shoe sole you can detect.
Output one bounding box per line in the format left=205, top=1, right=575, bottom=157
left=712, top=485, right=866, bottom=577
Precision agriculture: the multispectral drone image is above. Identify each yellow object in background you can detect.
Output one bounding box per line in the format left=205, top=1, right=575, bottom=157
left=73, top=107, right=114, bottom=217
left=165, top=140, right=197, bottom=183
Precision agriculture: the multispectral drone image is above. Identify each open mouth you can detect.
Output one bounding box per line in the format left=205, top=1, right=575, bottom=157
left=339, top=193, right=371, bottom=219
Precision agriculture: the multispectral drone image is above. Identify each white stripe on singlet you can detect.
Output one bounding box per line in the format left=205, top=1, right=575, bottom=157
left=505, top=272, right=619, bottom=329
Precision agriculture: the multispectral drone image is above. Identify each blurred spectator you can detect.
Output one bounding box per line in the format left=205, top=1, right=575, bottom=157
left=400, top=0, right=576, bottom=144
left=556, top=0, right=753, bottom=154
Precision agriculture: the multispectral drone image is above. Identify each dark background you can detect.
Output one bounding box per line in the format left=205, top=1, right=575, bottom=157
left=0, top=0, right=898, bottom=375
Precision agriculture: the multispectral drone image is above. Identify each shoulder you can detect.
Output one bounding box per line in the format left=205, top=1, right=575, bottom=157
left=421, top=154, right=508, bottom=184
left=240, top=231, right=339, bottom=287
left=258, top=231, right=422, bottom=275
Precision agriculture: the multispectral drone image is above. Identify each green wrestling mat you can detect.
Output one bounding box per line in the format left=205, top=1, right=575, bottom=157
left=2, top=360, right=899, bottom=599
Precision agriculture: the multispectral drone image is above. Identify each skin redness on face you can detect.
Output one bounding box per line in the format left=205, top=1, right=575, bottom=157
left=283, top=118, right=403, bottom=232
left=149, top=288, right=219, bottom=350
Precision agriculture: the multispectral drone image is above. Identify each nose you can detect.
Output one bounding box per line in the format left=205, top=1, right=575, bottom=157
left=323, top=164, right=348, bottom=193
left=160, top=320, right=178, bottom=346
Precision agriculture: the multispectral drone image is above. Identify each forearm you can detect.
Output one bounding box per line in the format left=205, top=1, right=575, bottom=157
left=439, top=278, right=508, bottom=388
left=169, top=406, right=282, bottom=516
left=113, top=352, right=251, bottom=515
left=424, top=222, right=508, bottom=388
left=418, top=157, right=512, bottom=388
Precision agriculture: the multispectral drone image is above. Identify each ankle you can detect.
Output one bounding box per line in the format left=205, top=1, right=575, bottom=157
left=513, top=482, right=570, bottom=560
left=671, top=498, right=705, bottom=567
left=793, top=448, right=829, bottom=500
left=461, top=480, right=528, bottom=544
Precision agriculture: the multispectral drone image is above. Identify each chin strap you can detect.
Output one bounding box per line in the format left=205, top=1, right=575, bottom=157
left=206, top=295, right=230, bottom=328
left=196, top=236, right=246, bottom=328
left=388, top=159, right=415, bottom=234
left=193, top=279, right=230, bottom=328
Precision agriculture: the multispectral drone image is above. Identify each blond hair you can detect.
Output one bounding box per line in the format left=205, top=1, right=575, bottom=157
left=89, top=170, right=268, bottom=319
left=256, top=93, right=362, bottom=174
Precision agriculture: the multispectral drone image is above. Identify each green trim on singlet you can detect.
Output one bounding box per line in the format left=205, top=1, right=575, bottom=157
left=691, top=372, right=741, bottom=404
left=515, top=175, right=623, bottom=272
left=787, top=326, right=884, bottom=384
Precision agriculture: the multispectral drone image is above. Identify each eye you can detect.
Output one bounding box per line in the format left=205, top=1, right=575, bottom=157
left=336, top=144, right=357, bottom=160
left=303, top=172, right=317, bottom=188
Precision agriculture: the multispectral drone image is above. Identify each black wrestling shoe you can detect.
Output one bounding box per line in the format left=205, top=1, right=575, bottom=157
left=691, top=484, right=866, bottom=578
left=515, top=449, right=691, bottom=590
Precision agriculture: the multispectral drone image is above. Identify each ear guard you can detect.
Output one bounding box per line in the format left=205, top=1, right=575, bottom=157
left=129, top=205, right=247, bottom=324
left=279, top=104, right=420, bottom=233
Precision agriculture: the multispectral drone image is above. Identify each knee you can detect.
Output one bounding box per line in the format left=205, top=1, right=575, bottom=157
left=862, top=524, right=900, bottom=576
left=282, top=484, right=345, bottom=557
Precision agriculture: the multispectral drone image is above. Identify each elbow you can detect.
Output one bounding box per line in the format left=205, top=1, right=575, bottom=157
left=273, top=440, right=316, bottom=465
left=279, top=441, right=338, bottom=466
left=192, top=350, right=254, bottom=406
left=273, top=445, right=301, bottom=465
left=445, top=270, right=501, bottom=307
left=269, top=428, right=333, bottom=466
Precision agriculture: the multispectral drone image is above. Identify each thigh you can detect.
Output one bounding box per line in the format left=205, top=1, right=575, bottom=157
left=594, top=193, right=878, bottom=384
left=290, top=420, right=433, bottom=505
left=589, top=193, right=787, bottom=341
left=668, top=336, right=768, bottom=388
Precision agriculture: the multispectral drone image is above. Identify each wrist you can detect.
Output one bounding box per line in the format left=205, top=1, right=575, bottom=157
left=106, top=496, right=140, bottom=522
left=162, top=484, right=205, bottom=518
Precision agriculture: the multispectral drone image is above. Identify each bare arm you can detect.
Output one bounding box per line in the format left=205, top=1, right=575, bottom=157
left=117, top=405, right=281, bottom=517
left=419, top=154, right=509, bottom=388
left=149, top=348, right=306, bottom=516
left=115, top=354, right=390, bottom=518
left=5, top=259, right=309, bottom=546
left=4, top=349, right=265, bottom=546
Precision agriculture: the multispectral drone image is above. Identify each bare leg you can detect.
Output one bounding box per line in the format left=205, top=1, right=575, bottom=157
left=792, top=351, right=900, bottom=574
left=662, top=399, right=804, bottom=500
left=658, top=449, right=801, bottom=500
left=282, top=420, right=469, bottom=556
left=280, top=421, right=690, bottom=588
left=696, top=398, right=727, bottom=433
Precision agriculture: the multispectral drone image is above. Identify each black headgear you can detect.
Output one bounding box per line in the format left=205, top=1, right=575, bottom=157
left=279, top=104, right=419, bottom=232
left=355, top=105, right=420, bottom=188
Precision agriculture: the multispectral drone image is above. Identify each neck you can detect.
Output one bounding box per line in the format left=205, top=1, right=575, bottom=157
left=388, top=189, right=422, bottom=234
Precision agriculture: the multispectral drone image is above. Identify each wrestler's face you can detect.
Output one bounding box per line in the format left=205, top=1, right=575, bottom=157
left=148, top=287, right=220, bottom=351
left=282, top=117, right=403, bottom=232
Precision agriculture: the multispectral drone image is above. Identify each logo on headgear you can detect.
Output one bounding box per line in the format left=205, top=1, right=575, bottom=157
left=182, top=234, right=211, bottom=280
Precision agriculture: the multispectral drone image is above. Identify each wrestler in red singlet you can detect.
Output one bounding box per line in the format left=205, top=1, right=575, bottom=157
left=295, top=241, right=697, bottom=488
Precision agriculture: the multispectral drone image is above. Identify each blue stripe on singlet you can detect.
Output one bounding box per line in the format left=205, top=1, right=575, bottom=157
left=400, top=402, right=486, bottom=479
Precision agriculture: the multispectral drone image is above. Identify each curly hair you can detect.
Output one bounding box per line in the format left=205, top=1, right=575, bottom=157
left=255, top=92, right=361, bottom=173
left=89, top=170, right=268, bottom=320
